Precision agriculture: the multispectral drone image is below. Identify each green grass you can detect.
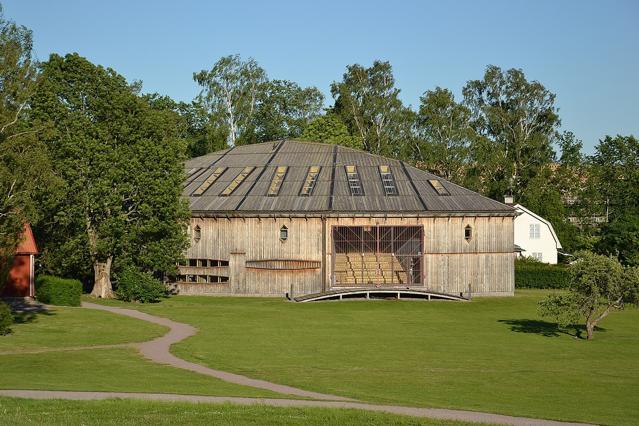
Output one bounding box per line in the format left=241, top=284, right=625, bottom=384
left=94, top=291, right=639, bottom=426
left=0, top=306, right=166, bottom=352
left=0, top=397, right=481, bottom=425
left=0, top=304, right=282, bottom=399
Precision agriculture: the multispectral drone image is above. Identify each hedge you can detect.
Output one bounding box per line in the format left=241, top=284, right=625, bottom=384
left=515, top=258, right=570, bottom=289
left=115, top=267, right=166, bottom=303
left=35, top=275, right=82, bottom=306
left=0, top=301, right=12, bottom=335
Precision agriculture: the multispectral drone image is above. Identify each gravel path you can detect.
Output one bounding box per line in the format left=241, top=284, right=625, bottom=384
left=0, top=390, right=592, bottom=426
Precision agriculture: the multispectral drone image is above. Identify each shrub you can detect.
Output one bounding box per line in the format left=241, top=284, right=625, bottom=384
left=0, top=301, right=12, bottom=335
left=35, top=275, right=82, bottom=306
left=515, top=258, right=570, bottom=289
left=115, top=267, right=166, bottom=303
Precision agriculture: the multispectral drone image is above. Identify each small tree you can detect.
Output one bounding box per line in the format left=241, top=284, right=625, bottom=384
left=539, top=252, right=639, bottom=340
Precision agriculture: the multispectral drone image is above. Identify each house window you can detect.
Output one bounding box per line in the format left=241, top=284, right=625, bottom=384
left=464, top=225, right=473, bottom=242
left=193, top=225, right=201, bottom=243
left=428, top=179, right=450, bottom=196
left=193, top=167, right=226, bottom=196
left=221, top=167, right=255, bottom=196
left=280, top=225, right=288, bottom=241
left=532, top=252, right=543, bottom=261
left=267, top=166, right=288, bottom=196
left=300, top=166, right=321, bottom=196
left=345, top=165, right=364, bottom=196
left=379, top=165, right=398, bottom=196
left=529, top=223, right=540, bottom=239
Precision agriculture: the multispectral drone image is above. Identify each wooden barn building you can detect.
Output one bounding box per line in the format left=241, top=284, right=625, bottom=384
left=1, top=224, right=38, bottom=299
left=174, top=140, right=516, bottom=300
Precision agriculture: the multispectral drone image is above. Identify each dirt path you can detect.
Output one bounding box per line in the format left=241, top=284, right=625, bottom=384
left=0, top=389, right=591, bottom=426
left=82, top=302, right=350, bottom=401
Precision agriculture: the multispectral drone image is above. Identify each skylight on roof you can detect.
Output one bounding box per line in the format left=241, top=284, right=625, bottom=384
left=379, top=165, right=398, bottom=196
left=345, top=165, right=364, bottom=196
left=267, top=166, right=288, bottom=196
left=193, top=167, right=226, bottom=196
left=300, top=166, right=321, bottom=196
left=220, top=167, right=255, bottom=196
left=428, top=179, right=450, bottom=196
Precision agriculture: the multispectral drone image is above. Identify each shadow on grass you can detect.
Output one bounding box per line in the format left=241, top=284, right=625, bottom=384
left=498, top=319, right=605, bottom=339
left=6, top=299, right=54, bottom=324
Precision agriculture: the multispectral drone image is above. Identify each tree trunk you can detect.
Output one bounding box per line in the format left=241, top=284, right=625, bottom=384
left=90, top=256, right=114, bottom=298
left=586, top=321, right=595, bottom=340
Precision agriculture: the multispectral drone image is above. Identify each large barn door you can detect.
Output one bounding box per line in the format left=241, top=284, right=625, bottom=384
left=332, top=226, right=423, bottom=287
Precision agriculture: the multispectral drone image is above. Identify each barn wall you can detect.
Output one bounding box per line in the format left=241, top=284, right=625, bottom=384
left=324, top=216, right=514, bottom=296
left=176, top=217, right=323, bottom=296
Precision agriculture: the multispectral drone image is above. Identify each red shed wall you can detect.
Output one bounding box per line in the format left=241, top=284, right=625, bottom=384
left=1, top=254, right=33, bottom=298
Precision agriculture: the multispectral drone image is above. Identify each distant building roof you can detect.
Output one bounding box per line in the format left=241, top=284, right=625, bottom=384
left=184, top=140, right=515, bottom=216
left=513, top=204, right=563, bottom=249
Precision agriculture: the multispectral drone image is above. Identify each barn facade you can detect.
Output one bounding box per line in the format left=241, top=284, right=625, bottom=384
left=1, top=224, right=38, bottom=299
left=174, top=140, right=516, bottom=299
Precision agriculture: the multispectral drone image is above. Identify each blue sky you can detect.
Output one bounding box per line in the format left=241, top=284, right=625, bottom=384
left=5, top=0, right=638, bottom=153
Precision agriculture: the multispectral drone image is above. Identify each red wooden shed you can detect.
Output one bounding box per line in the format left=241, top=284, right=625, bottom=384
left=1, top=224, right=38, bottom=298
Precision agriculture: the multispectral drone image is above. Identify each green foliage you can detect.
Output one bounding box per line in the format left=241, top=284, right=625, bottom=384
left=249, top=79, right=324, bottom=142
left=331, top=60, right=409, bottom=156
left=194, top=54, right=267, bottom=146
left=538, top=252, right=639, bottom=339
left=596, top=214, right=639, bottom=266
left=0, top=300, right=12, bottom=335
left=0, top=6, right=56, bottom=264
left=412, top=87, right=473, bottom=185
left=35, top=275, right=82, bottom=306
left=115, top=267, right=166, bottom=303
left=300, top=113, right=362, bottom=148
left=515, top=258, right=570, bottom=289
left=31, top=53, right=189, bottom=294
left=463, top=65, right=560, bottom=199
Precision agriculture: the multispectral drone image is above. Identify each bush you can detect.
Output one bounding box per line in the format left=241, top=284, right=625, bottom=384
left=0, top=301, right=12, bottom=335
left=115, top=267, right=166, bottom=303
left=515, top=258, right=570, bottom=289
left=35, top=275, right=82, bottom=306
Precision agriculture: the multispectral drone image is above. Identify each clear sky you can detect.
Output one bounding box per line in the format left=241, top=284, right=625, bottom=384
left=4, top=0, right=638, bottom=153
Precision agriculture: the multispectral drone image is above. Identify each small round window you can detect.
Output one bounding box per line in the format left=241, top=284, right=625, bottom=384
left=279, top=225, right=288, bottom=242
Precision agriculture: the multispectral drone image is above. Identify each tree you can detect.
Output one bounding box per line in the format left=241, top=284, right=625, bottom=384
left=596, top=215, right=639, bottom=267
left=0, top=5, right=55, bottom=262
left=250, top=79, right=323, bottom=142
left=539, top=252, right=639, bottom=340
left=193, top=54, right=266, bottom=146
left=331, top=60, right=407, bottom=156
left=590, top=135, right=639, bottom=219
left=463, top=65, right=560, bottom=199
left=300, top=112, right=363, bottom=149
left=31, top=53, right=189, bottom=298
left=413, top=87, right=473, bottom=184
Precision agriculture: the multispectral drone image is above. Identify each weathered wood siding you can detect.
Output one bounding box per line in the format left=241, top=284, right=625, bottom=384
left=177, top=214, right=514, bottom=297
left=179, top=217, right=323, bottom=296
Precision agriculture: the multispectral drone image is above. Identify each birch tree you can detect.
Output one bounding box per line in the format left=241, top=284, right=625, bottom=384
left=331, top=61, right=406, bottom=156
left=193, top=55, right=266, bottom=146
left=463, top=65, right=559, bottom=199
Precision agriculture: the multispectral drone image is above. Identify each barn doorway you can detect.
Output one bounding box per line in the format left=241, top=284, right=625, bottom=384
left=332, top=226, right=423, bottom=287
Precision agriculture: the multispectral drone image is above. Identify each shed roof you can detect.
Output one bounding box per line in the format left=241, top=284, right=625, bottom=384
left=15, top=223, right=38, bottom=254
left=184, top=140, right=514, bottom=216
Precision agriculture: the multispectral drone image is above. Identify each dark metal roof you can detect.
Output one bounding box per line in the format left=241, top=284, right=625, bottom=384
left=184, top=140, right=514, bottom=215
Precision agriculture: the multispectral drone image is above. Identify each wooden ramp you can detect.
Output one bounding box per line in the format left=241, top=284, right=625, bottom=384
left=292, top=288, right=469, bottom=303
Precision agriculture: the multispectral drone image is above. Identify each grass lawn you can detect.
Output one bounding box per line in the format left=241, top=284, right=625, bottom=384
left=0, top=305, right=282, bottom=398
left=94, top=290, right=639, bottom=426
left=0, top=305, right=166, bottom=352
left=0, top=397, right=482, bottom=426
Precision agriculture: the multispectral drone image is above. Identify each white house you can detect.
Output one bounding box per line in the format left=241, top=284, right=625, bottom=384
left=512, top=204, right=562, bottom=264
